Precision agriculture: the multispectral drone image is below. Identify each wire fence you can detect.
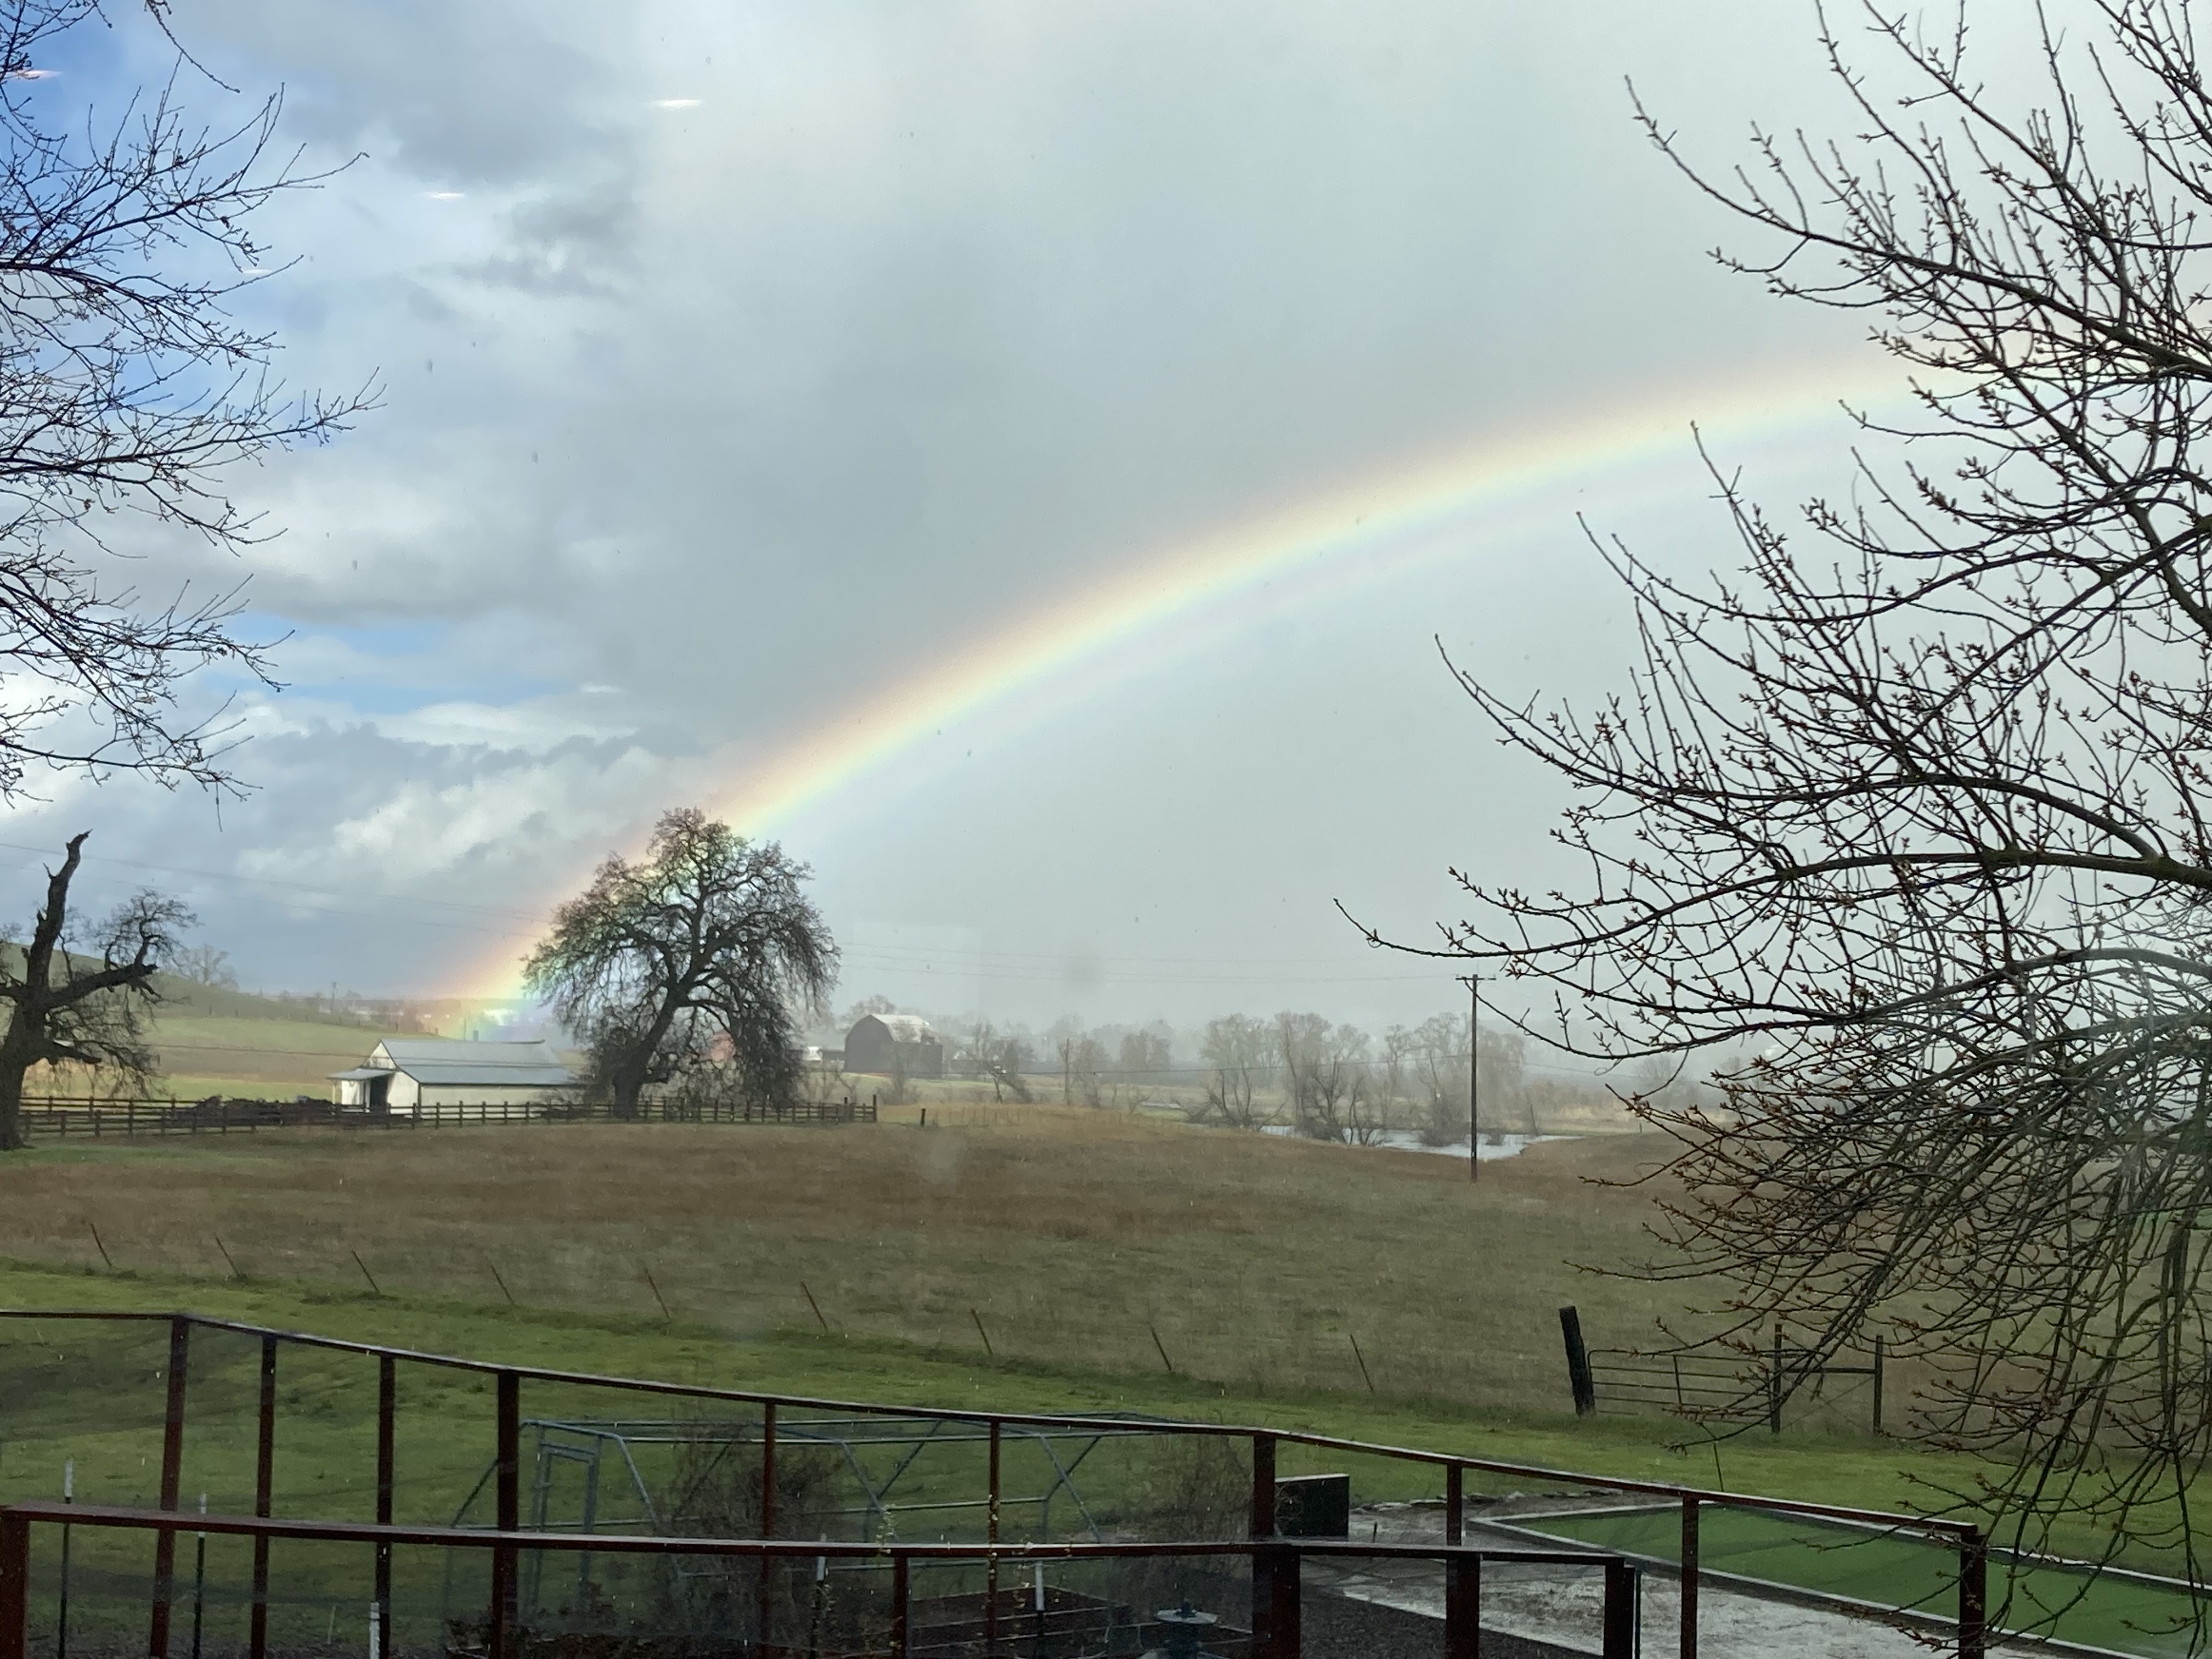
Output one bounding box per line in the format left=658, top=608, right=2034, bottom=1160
left=0, top=1310, right=1995, bottom=1659
left=12, top=1097, right=879, bottom=1139
left=1583, top=1334, right=1886, bottom=1434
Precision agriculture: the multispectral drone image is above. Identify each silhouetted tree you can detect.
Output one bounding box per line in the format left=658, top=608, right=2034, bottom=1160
left=0, top=832, right=187, bottom=1149
left=524, top=810, right=838, bottom=1116
left=1370, top=0, right=2212, bottom=1601
left=0, top=1, right=368, bottom=797
left=1197, top=1013, right=1271, bottom=1128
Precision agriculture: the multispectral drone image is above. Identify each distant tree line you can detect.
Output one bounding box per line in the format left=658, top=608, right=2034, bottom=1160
left=828, top=998, right=1620, bottom=1138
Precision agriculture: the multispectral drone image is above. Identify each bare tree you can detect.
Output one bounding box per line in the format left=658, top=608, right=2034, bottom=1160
left=524, top=809, right=838, bottom=1116
left=0, top=832, right=186, bottom=1148
left=167, top=943, right=235, bottom=989
left=948, top=1019, right=1037, bottom=1102
left=1376, top=1024, right=1418, bottom=1133
left=841, top=994, right=896, bottom=1029
left=1196, top=1012, right=1272, bottom=1128
left=1361, top=0, right=2212, bottom=1600
left=0, top=2, right=369, bottom=797
left=1317, top=1025, right=1389, bottom=1146
left=1479, top=1024, right=1535, bottom=1136
left=1409, top=1012, right=1469, bottom=1147
left=1277, top=1013, right=1377, bottom=1142
left=1058, top=1034, right=1104, bottom=1108
left=985, top=1036, right=1032, bottom=1103
left=1118, top=1025, right=1172, bottom=1088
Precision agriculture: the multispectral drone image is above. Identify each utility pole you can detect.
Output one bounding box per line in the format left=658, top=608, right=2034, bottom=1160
left=1468, top=973, right=1479, bottom=1184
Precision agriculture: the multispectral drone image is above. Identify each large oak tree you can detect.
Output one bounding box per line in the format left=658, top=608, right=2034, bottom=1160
left=524, top=809, right=838, bottom=1115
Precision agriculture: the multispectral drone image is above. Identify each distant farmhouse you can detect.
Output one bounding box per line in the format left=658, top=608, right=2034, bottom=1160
left=844, top=1014, right=944, bottom=1079
left=329, top=1038, right=577, bottom=1113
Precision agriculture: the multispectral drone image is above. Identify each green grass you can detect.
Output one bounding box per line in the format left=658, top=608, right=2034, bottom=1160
left=0, top=1256, right=2179, bottom=1655
left=0, top=1115, right=2169, bottom=1649
left=1524, top=1504, right=2201, bottom=1658
left=0, top=1254, right=1966, bottom=1520
left=0, top=1117, right=1747, bottom=1412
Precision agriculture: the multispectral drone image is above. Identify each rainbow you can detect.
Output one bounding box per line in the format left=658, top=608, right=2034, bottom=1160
left=450, top=356, right=1906, bottom=1002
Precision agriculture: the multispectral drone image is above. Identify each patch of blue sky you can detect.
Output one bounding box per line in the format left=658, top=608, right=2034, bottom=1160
left=215, top=614, right=569, bottom=714
left=279, top=676, right=567, bottom=717
left=262, top=616, right=453, bottom=657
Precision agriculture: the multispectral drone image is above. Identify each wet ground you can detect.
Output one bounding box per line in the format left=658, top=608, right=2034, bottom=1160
left=1305, top=1500, right=2048, bottom=1658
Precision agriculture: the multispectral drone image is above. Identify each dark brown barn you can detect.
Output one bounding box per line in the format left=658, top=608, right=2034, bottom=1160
left=844, top=1013, right=945, bottom=1078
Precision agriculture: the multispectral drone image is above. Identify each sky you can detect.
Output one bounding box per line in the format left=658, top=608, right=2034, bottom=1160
left=0, top=0, right=1918, bottom=1034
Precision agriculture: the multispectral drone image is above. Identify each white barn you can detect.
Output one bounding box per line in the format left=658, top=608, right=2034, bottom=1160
left=328, top=1038, right=577, bottom=1113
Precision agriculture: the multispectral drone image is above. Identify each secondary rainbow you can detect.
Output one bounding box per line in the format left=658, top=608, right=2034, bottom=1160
left=452, top=357, right=1906, bottom=1002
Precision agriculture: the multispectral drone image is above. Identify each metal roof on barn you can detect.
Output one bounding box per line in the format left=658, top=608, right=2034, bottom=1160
left=328, top=1037, right=577, bottom=1089
left=856, top=1014, right=940, bottom=1045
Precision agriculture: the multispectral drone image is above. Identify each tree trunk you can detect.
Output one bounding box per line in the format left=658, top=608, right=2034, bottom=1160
left=609, top=1070, right=643, bottom=1120
left=0, top=1024, right=38, bottom=1151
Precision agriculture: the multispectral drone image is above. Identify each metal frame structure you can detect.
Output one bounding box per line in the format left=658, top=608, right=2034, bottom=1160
left=0, top=1503, right=1644, bottom=1659
left=449, top=1413, right=1162, bottom=1620
left=0, top=1308, right=1995, bottom=1658
left=484, top=1414, right=1154, bottom=1540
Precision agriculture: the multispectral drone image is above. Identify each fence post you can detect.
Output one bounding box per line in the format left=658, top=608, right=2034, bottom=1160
left=758, top=1403, right=777, bottom=1652
left=491, top=1371, right=519, bottom=1659
left=1443, top=1553, right=1479, bottom=1659
left=1249, top=1432, right=1276, bottom=1539
left=376, top=1356, right=396, bottom=1649
left=1959, top=1528, right=1987, bottom=1659
left=1601, top=1560, right=1637, bottom=1659
left=1680, top=1497, right=1699, bottom=1659
left=1559, top=1306, right=1596, bottom=1416
left=148, top=1316, right=191, bottom=1658
left=986, top=1420, right=1002, bottom=1658
left=890, top=1551, right=909, bottom=1659
left=250, top=1336, right=276, bottom=1659
left=1444, top=1464, right=1463, bottom=1546
left=0, top=1509, right=29, bottom=1659
left=1252, top=1543, right=1300, bottom=1659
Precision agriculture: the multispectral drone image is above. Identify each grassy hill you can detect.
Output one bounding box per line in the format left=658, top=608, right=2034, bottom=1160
left=25, top=975, right=413, bottom=1101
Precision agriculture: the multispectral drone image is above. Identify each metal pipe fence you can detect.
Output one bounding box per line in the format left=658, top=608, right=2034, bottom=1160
left=0, top=1310, right=1991, bottom=1659
left=0, top=1503, right=1640, bottom=1659
left=1584, top=1333, right=1887, bottom=1434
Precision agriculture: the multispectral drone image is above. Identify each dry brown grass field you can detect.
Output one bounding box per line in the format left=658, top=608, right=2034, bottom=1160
left=0, top=1109, right=1700, bottom=1413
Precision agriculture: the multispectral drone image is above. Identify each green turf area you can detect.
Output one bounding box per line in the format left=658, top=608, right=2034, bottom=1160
left=1519, top=1504, right=2200, bottom=1658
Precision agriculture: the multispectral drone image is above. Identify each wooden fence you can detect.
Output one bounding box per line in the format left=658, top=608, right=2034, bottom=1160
left=13, top=1095, right=878, bottom=1139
